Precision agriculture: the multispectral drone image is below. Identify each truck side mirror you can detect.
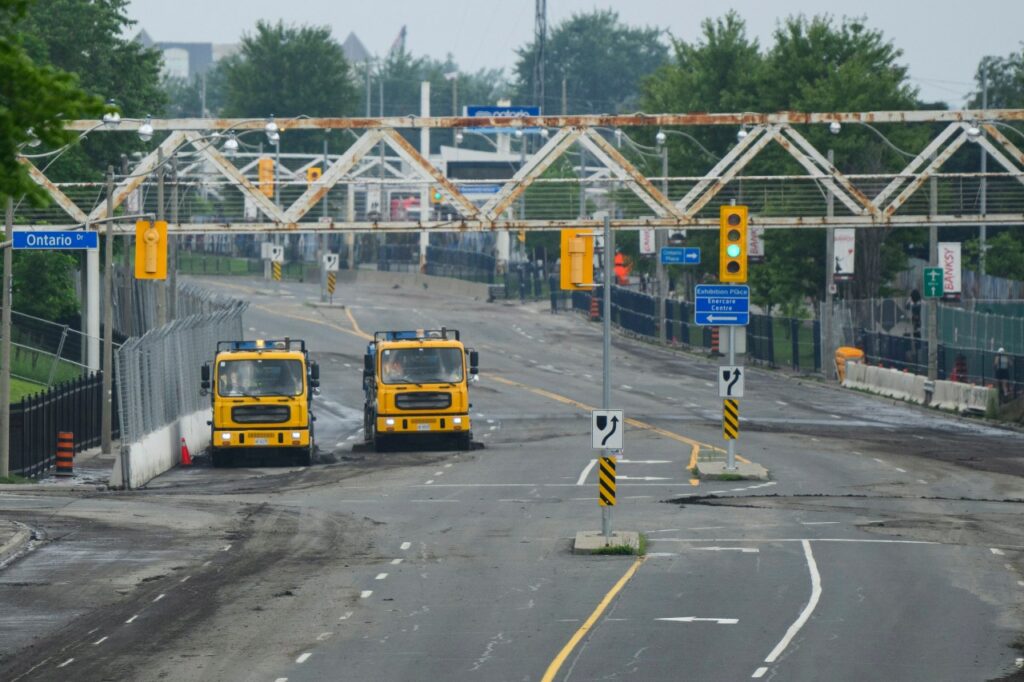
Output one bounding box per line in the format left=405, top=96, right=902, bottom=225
left=469, top=350, right=479, bottom=375
left=200, top=363, right=210, bottom=392
left=310, top=361, right=320, bottom=388
left=364, top=354, right=374, bottom=377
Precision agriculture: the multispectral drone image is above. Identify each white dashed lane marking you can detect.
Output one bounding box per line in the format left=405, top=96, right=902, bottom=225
left=296, top=653, right=311, bottom=664
left=153, top=593, right=165, bottom=602
left=125, top=615, right=138, bottom=624
left=400, top=542, right=411, bottom=550
left=391, top=558, right=403, bottom=565
left=57, top=659, right=74, bottom=669
left=375, top=573, right=388, bottom=580
left=93, top=636, right=107, bottom=646
left=991, top=548, right=1006, bottom=556
left=360, top=590, right=373, bottom=599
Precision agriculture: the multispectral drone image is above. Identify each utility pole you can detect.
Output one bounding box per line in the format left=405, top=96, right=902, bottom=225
left=365, top=61, right=372, bottom=117
left=1, top=197, right=13, bottom=478
left=420, top=81, right=431, bottom=271
left=320, top=132, right=329, bottom=302
left=928, top=156, right=938, bottom=381
left=980, top=71, right=988, bottom=276
left=823, top=148, right=835, bottom=380
left=156, top=150, right=166, bottom=328
left=533, top=0, right=546, bottom=111
left=169, top=155, right=178, bottom=320
left=656, top=143, right=667, bottom=343
left=101, top=167, right=114, bottom=455
left=561, top=78, right=567, bottom=115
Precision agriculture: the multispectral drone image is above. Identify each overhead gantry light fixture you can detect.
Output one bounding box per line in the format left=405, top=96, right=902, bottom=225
left=966, top=124, right=982, bottom=142
left=736, top=126, right=749, bottom=142
left=223, top=135, right=239, bottom=156
left=829, top=121, right=842, bottom=135
left=655, top=129, right=667, bottom=146
left=137, top=115, right=154, bottom=142
left=102, top=99, right=121, bottom=126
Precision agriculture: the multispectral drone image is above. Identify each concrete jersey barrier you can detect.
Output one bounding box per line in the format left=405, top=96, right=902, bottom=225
left=842, top=360, right=996, bottom=414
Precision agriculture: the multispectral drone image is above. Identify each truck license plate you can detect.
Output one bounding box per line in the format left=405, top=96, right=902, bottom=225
left=254, top=437, right=269, bottom=445
left=417, top=424, right=430, bottom=431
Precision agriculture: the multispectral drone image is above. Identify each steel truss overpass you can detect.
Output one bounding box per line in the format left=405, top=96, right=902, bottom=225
left=15, top=110, right=1024, bottom=233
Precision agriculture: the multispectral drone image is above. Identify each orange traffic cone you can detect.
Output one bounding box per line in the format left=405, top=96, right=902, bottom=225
left=180, top=437, right=192, bottom=466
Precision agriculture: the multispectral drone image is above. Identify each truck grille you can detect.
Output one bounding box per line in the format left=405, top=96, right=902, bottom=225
left=395, top=392, right=452, bottom=410
left=231, top=405, right=291, bottom=423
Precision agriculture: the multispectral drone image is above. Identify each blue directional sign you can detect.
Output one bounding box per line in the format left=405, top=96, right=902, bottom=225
left=458, top=184, right=503, bottom=195
left=465, top=105, right=542, bottom=134
left=695, top=284, right=750, bottom=326
left=660, top=247, right=701, bottom=265
left=13, top=230, right=98, bottom=250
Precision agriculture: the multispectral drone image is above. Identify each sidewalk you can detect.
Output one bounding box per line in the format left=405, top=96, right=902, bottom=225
left=0, top=443, right=114, bottom=492
left=0, top=519, right=32, bottom=567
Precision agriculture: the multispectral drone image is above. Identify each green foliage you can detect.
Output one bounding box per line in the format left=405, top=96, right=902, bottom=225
left=18, top=0, right=166, bottom=180
left=968, top=51, right=1024, bottom=108
left=10, top=251, right=79, bottom=320
left=0, top=0, right=103, bottom=200
left=162, top=63, right=228, bottom=118
left=514, top=10, right=668, bottom=114
left=222, top=21, right=357, bottom=120
left=966, top=231, right=1024, bottom=280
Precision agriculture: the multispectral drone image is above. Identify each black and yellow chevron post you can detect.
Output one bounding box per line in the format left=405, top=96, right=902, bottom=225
left=598, top=456, right=617, bottom=506
left=723, top=399, right=739, bottom=440
left=272, top=261, right=282, bottom=282
left=327, top=272, right=337, bottom=295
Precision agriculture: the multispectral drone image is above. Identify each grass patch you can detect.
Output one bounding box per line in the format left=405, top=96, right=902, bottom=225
left=0, top=474, right=35, bottom=484
left=10, top=377, right=44, bottom=403
left=590, top=533, right=647, bottom=556
left=714, top=473, right=745, bottom=481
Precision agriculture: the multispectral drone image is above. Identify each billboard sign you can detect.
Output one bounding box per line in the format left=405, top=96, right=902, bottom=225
left=939, top=242, right=961, bottom=294
left=833, top=228, right=856, bottom=280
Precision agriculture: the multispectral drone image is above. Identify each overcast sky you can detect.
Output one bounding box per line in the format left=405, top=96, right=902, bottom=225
left=127, top=0, right=1024, bottom=107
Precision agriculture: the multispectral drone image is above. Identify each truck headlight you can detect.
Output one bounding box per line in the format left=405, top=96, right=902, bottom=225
left=292, top=432, right=301, bottom=440
left=385, top=418, right=395, bottom=426
left=221, top=432, right=231, bottom=442
left=453, top=417, right=462, bottom=425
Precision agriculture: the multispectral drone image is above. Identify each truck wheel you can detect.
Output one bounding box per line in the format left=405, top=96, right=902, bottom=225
left=363, top=407, right=375, bottom=443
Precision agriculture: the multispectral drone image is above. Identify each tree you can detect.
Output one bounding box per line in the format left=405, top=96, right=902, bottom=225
left=514, top=10, right=668, bottom=114
left=968, top=50, right=1024, bottom=108
left=162, top=63, right=228, bottom=118
left=18, top=0, right=166, bottom=180
left=0, top=0, right=103, bottom=201
left=222, top=21, right=358, bottom=119
left=11, top=251, right=78, bottom=320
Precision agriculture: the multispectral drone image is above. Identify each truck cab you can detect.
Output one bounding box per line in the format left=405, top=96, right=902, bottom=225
left=201, top=339, right=319, bottom=466
left=363, top=329, right=478, bottom=451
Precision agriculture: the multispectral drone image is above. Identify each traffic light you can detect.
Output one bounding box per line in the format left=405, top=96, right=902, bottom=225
left=134, top=220, right=168, bottom=280
left=719, top=205, right=748, bottom=283
left=517, top=229, right=526, bottom=243
left=306, top=166, right=322, bottom=184
left=560, top=228, right=594, bottom=290
left=257, top=157, right=274, bottom=198
left=431, top=187, right=444, bottom=204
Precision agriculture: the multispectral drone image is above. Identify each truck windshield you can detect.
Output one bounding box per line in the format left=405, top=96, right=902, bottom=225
left=381, top=347, right=463, bottom=384
left=217, top=359, right=304, bottom=397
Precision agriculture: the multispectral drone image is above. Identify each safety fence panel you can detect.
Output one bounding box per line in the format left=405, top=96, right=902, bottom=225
left=425, top=247, right=496, bottom=283
left=115, top=300, right=245, bottom=449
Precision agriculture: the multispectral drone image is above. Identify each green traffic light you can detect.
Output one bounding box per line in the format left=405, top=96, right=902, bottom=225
left=726, top=244, right=741, bottom=258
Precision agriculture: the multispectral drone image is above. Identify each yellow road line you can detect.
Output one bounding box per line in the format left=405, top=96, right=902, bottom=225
left=490, top=375, right=720, bottom=484
left=252, top=304, right=372, bottom=341
left=345, top=307, right=369, bottom=338
left=541, top=556, right=645, bottom=682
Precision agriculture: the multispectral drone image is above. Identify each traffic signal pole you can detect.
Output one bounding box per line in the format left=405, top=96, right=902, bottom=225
left=1, top=197, right=12, bottom=478
left=101, top=167, right=114, bottom=455
left=602, top=214, right=613, bottom=541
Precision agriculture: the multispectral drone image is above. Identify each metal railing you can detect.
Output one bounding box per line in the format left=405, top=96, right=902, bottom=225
left=8, top=371, right=117, bottom=477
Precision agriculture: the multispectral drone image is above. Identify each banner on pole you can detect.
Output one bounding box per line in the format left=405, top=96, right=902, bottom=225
left=748, top=226, right=765, bottom=263
left=833, top=228, right=856, bottom=281
left=639, top=228, right=656, bottom=255
left=939, top=242, right=961, bottom=294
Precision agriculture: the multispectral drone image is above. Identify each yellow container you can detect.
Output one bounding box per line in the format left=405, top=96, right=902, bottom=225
left=835, top=346, right=865, bottom=383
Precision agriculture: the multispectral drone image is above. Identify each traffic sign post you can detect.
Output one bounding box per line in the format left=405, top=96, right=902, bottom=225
left=695, top=284, right=750, bottom=326
left=592, top=410, right=623, bottom=450
left=660, top=246, right=701, bottom=265
left=13, top=230, right=98, bottom=250
left=924, top=267, right=943, bottom=298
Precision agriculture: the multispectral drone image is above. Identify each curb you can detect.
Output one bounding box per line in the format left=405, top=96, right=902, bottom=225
left=0, top=521, right=32, bottom=567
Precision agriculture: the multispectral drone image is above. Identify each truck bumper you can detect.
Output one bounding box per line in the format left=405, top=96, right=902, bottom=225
left=212, top=428, right=310, bottom=448
left=376, top=414, right=470, bottom=435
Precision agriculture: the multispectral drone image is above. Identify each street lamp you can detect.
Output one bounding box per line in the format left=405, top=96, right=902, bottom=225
left=455, top=130, right=464, bottom=145
left=223, top=135, right=239, bottom=156
left=265, top=115, right=279, bottom=143
left=829, top=121, right=842, bottom=135
left=102, top=99, right=121, bottom=126
left=736, top=126, right=749, bottom=142
left=966, top=124, right=982, bottom=142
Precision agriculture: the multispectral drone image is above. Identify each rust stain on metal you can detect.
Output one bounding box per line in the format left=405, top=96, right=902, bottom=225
left=17, top=157, right=89, bottom=223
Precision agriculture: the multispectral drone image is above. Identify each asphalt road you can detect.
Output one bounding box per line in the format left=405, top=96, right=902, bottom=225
left=1, top=274, right=1023, bottom=681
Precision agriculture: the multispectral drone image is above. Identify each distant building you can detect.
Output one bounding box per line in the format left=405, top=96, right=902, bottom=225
left=342, top=32, right=371, bottom=66
left=135, top=29, right=237, bottom=80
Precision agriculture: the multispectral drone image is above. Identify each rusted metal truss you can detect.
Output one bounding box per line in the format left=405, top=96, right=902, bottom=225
left=14, top=109, right=1024, bottom=233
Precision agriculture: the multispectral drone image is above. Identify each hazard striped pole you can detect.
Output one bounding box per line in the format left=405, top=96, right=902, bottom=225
left=272, top=261, right=282, bottom=282
left=598, top=456, right=617, bottom=507
left=327, top=272, right=336, bottom=303
left=725, top=326, right=739, bottom=470
left=56, top=431, right=74, bottom=477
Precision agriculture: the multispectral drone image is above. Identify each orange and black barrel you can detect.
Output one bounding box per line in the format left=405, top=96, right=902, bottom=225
left=56, top=431, right=74, bottom=477
left=711, top=326, right=720, bottom=355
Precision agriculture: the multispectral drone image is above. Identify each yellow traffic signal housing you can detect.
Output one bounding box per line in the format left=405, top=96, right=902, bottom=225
left=517, top=229, right=526, bottom=243
left=134, top=220, right=168, bottom=280
left=431, top=187, right=444, bottom=204
left=560, top=228, right=594, bottom=290
left=258, top=157, right=274, bottom=198
left=306, top=166, right=322, bottom=184
left=719, top=205, right=748, bottom=283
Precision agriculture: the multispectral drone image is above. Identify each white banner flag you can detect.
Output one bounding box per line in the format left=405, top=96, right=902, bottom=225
left=748, top=226, right=765, bottom=262
left=939, top=242, right=962, bottom=294
left=639, top=228, right=656, bottom=255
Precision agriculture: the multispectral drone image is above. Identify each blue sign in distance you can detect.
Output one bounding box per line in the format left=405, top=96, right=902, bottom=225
left=465, top=105, right=542, bottom=134
left=458, top=184, right=503, bottom=195
left=13, top=230, right=98, bottom=250
left=695, top=284, right=750, bottom=326
left=660, top=247, right=701, bottom=265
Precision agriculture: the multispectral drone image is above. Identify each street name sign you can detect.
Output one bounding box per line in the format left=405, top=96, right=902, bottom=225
left=592, top=410, right=623, bottom=450
left=13, top=230, right=97, bottom=250
left=719, top=365, right=745, bottom=398
left=695, top=284, right=750, bottom=326
left=923, top=267, right=943, bottom=298
left=660, top=247, right=701, bottom=265
left=465, top=105, right=541, bottom=134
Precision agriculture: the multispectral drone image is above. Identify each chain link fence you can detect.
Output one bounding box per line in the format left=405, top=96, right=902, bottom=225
left=115, top=300, right=245, bottom=453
